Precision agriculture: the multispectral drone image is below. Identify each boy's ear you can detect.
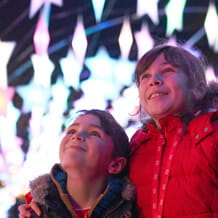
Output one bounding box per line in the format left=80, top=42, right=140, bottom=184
left=192, top=81, right=206, bottom=101
left=107, top=157, right=127, bottom=175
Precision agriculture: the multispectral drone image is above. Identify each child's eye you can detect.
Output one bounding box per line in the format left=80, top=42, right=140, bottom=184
left=67, top=129, right=76, bottom=134
left=90, top=131, right=101, bottom=137
left=140, top=73, right=150, bottom=80
left=162, top=67, right=176, bottom=74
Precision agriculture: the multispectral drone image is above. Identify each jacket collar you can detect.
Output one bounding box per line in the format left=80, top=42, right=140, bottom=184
left=188, top=111, right=218, bottom=144
left=131, top=111, right=218, bottom=152
left=30, top=164, right=136, bottom=217
left=130, top=116, right=183, bottom=153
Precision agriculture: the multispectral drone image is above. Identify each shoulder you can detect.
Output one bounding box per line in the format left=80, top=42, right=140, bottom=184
left=122, top=177, right=136, bottom=201
left=130, top=128, right=151, bottom=152
left=96, top=177, right=137, bottom=217
left=30, top=174, right=53, bottom=205
left=106, top=176, right=136, bottom=201
left=189, top=111, right=218, bottom=131
left=189, top=112, right=218, bottom=185
left=185, top=112, right=218, bottom=163
left=116, top=178, right=138, bottom=217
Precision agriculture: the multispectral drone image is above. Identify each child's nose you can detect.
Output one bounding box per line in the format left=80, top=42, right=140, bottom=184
left=149, top=73, right=163, bottom=86
left=72, top=132, right=86, bottom=141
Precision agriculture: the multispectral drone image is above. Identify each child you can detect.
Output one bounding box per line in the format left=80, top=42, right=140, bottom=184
left=129, top=44, right=218, bottom=217
left=18, top=109, right=137, bottom=218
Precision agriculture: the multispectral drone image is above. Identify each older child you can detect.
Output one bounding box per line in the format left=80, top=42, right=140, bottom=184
left=19, top=109, right=137, bottom=218
left=129, top=44, right=218, bottom=217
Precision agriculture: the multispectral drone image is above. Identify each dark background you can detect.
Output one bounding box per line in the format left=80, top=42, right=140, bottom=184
left=0, top=0, right=217, bottom=87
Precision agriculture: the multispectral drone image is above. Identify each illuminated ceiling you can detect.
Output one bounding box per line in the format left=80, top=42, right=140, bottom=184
left=0, top=1, right=218, bottom=216
left=1, top=0, right=218, bottom=87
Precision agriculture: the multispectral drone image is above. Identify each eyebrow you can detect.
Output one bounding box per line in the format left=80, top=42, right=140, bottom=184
left=161, top=61, right=172, bottom=66
left=68, top=123, right=104, bottom=131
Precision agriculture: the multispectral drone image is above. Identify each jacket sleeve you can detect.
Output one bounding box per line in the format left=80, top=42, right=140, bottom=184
left=209, top=119, right=218, bottom=185
left=25, top=192, right=32, bottom=204
left=195, top=119, right=218, bottom=186
left=30, top=204, right=59, bottom=218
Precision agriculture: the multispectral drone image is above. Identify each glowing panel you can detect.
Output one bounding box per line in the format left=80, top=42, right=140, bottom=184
left=31, top=54, right=54, bottom=87
left=204, top=2, right=218, bottom=52
left=60, top=49, right=83, bottom=89
left=91, top=0, right=106, bottom=22
left=118, top=17, right=133, bottom=59
left=137, top=0, right=159, bottom=25
left=71, top=16, right=88, bottom=64
left=33, top=12, right=50, bottom=55
left=165, top=0, right=187, bottom=36
left=134, top=22, right=154, bottom=59
left=29, top=0, right=63, bottom=18
left=0, top=41, right=16, bottom=88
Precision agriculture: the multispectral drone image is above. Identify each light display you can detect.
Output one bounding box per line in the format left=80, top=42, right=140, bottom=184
left=0, top=0, right=218, bottom=217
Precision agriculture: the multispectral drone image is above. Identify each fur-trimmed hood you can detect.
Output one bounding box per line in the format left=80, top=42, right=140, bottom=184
left=30, top=173, right=136, bottom=206
left=29, top=164, right=138, bottom=217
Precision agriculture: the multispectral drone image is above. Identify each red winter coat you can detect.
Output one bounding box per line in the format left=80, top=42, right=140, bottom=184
left=129, top=112, right=218, bottom=218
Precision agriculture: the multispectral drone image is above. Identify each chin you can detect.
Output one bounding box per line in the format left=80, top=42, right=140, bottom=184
left=61, top=159, right=83, bottom=168
left=150, top=110, right=173, bottom=121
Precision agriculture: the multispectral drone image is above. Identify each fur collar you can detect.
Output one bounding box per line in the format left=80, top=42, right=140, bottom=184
left=30, top=172, right=135, bottom=206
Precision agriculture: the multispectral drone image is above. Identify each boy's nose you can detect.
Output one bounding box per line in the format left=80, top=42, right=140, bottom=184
left=72, top=132, right=86, bottom=141
left=149, top=74, right=163, bottom=86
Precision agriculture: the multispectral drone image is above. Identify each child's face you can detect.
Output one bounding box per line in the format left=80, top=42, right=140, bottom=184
left=138, top=53, right=194, bottom=124
left=59, top=114, right=115, bottom=177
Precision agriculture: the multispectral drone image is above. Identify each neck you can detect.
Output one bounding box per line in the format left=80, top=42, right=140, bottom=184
left=66, top=169, right=107, bottom=209
left=152, top=111, right=195, bottom=129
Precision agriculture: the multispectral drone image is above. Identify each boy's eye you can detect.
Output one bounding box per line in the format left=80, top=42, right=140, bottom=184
left=90, top=131, right=101, bottom=137
left=67, top=129, right=76, bottom=134
left=140, top=73, right=150, bottom=80
left=162, top=66, right=177, bottom=74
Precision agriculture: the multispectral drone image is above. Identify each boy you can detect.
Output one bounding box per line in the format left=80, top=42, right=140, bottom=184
left=19, top=109, right=137, bottom=218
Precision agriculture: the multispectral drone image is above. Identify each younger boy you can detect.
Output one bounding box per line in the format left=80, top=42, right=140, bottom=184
left=18, top=109, right=137, bottom=218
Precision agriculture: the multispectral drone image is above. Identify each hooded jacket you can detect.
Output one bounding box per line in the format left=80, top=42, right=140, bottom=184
left=29, top=164, right=137, bottom=218
left=129, top=112, right=218, bottom=218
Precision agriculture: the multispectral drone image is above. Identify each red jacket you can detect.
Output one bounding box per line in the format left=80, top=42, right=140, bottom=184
left=129, top=112, right=218, bottom=218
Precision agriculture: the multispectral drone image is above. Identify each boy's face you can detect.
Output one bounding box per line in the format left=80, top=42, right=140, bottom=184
left=59, top=114, right=115, bottom=177
left=138, top=53, right=195, bottom=124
